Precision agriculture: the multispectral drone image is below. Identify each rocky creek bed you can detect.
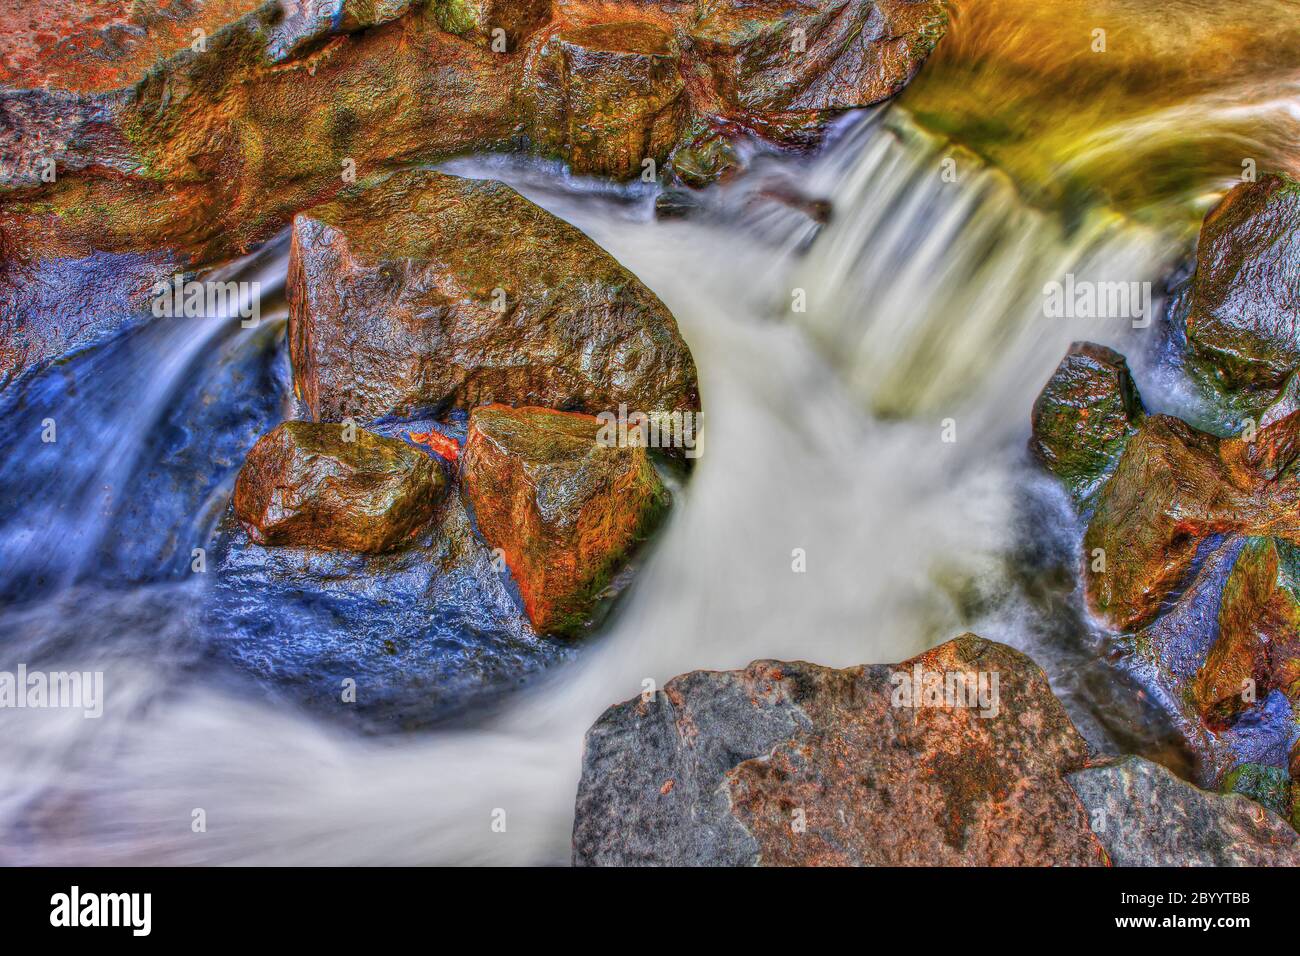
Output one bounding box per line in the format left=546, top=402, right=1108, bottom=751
left=2, top=0, right=1300, bottom=866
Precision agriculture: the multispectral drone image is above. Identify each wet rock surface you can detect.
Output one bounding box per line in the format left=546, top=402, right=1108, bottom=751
left=232, top=420, right=446, bottom=552
left=1026, top=164, right=1300, bottom=827
left=462, top=404, right=669, bottom=637
left=207, top=483, right=572, bottom=728
left=1067, top=756, right=1300, bottom=866
left=1193, top=536, right=1300, bottom=728
left=573, top=634, right=1108, bottom=865
left=1182, top=174, right=1300, bottom=393
left=0, top=250, right=179, bottom=389
left=522, top=21, right=687, bottom=180
left=1029, top=341, right=1143, bottom=504
left=287, top=169, right=699, bottom=422
left=689, top=0, right=947, bottom=122
left=1083, top=409, right=1300, bottom=633
left=0, top=0, right=946, bottom=264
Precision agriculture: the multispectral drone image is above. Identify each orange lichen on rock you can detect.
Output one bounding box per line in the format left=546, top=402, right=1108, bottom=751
left=408, top=430, right=460, bottom=462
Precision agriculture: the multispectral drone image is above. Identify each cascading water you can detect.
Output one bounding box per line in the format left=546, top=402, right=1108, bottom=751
left=2, top=0, right=1298, bottom=864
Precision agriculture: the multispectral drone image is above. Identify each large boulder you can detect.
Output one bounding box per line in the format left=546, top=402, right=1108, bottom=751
left=287, top=169, right=699, bottom=422
left=1029, top=342, right=1144, bottom=504
left=573, top=635, right=1108, bottom=866
left=1067, top=756, right=1300, bottom=866
left=0, top=3, right=521, bottom=263
left=232, top=420, right=446, bottom=552
left=461, top=404, right=669, bottom=637
left=1193, top=536, right=1300, bottom=727
left=1182, top=174, right=1300, bottom=392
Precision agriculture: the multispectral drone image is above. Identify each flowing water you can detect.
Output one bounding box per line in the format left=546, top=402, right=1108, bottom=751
left=2, top=0, right=1299, bottom=864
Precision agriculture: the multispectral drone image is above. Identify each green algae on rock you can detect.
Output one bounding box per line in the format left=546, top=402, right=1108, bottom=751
left=287, top=168, right=699, bottom=423
left=1029, top=342, right=1144, bottom=504
left=1220, top=762, right=1294, bottom=822
left=461, top=404, right=669, bottom=638
left=233, top=420, right=446, bottom=553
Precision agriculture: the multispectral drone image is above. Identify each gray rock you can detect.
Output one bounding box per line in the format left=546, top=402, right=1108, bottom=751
left=573, top=635, right=1107, bottom=866
left=1067, top=756, right=1300, bottom=866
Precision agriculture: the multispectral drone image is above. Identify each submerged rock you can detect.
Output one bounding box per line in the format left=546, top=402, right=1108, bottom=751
left=287, top=168, right=699, bottom=422
left=1029, top=342, right=1144, bottom=504
left=1183, top=174, right=1300, bottom=392
left=1067, top=756, right=1300, bottom=866
left=232, top=420, right=445, bottom=552
left=573, top=634, right=1107, bottom=866
left=461, top=404, right=669, bottom=637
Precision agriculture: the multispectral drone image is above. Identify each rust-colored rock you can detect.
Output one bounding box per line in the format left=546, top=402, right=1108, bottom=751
left=0, top=1, right=946, bottom=264
left=287, top=168, right=699, bottom=422
left=435, top=0, right=553, bottom=51
left=460, top=404, right=669, bottom=637
left=573, top=634, right=1107, bottom=865
left=0, top=3, right=520, bottom=263
left=521, top=21, right=688, bottom=180
left=232, top=420, right=446, bottom=552
left=1083, top=413, right=1300, bottom=632
left=1193, top=537, right=1300, bottom=727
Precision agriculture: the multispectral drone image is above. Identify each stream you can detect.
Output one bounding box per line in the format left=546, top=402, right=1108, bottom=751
left=1, top=0, right=1298, bottom=864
